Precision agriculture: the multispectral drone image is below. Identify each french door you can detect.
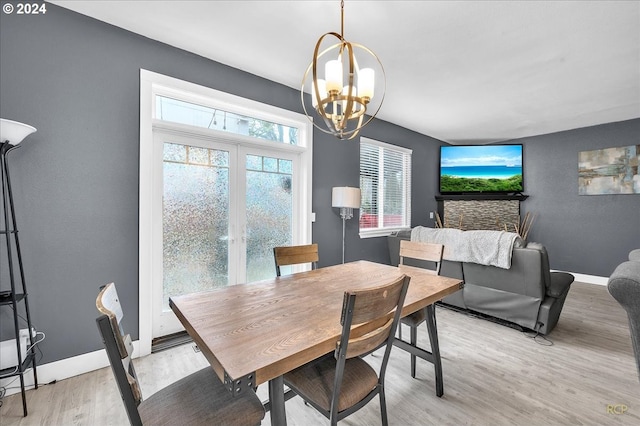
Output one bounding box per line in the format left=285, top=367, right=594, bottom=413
left=152, top=130, right=298, bottom=337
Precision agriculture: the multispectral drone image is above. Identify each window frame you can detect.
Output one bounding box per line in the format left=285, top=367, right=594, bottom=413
left=359, top=137, right=412, bottom=238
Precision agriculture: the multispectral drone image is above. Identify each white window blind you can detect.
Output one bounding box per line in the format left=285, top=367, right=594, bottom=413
left=359, top=137, right=412, bottom=237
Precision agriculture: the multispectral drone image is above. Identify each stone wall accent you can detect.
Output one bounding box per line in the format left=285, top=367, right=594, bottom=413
left=443, top=200, right=520, bottom=231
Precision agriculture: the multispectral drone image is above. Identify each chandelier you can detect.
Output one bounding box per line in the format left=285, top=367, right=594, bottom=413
left=301, top=0, right=385, bottom=140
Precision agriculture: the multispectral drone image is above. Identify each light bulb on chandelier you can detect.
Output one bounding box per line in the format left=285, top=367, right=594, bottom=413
left=301, top=0, right=385, bottom=140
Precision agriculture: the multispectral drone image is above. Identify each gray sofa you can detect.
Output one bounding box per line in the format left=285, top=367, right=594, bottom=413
left=607, top=251, right=640, bottom=382
left=388, top=229, right=574, bottom=334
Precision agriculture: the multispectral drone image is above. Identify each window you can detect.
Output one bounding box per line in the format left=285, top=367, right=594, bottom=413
left=139, top=70, right=313, bottom=349
left=359, top=137, right=412, bottom=237
left=156, top=96, right=298, bottom=144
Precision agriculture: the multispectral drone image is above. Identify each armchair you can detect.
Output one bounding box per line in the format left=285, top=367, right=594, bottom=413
left=607, top=256, right=640, bottom=382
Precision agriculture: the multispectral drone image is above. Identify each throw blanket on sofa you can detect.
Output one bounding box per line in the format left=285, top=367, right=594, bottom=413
left=411, top=226, right=520, bottom=269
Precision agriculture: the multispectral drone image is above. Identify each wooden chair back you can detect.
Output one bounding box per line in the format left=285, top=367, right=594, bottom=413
left=273, top=243, right=319, bottom=276
left=337, top=275, right=410, bottom=360
left=399, top=240, right=444, bottom=275
left=96, top=283, right=143, bottom=425
left=282, top=274, right=410, bottom=426
left=322, top=274, right=409, bottom=423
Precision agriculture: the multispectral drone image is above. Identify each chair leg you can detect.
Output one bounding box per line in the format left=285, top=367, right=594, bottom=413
left=410, top=324, right=418, bottom=378
left=425, top=304, right=443, bottom=397
left=379, top=384, right=388, bottom=426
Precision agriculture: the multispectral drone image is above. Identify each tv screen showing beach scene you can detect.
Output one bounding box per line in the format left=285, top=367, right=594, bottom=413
left=440, top=145, right=523, bottom=193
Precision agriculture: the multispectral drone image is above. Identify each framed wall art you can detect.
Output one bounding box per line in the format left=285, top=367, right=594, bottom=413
left=578, top=145, right=639, bottom=195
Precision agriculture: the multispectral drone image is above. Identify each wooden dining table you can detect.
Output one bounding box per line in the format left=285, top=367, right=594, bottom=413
left=170, top=260, right=462, bottom=426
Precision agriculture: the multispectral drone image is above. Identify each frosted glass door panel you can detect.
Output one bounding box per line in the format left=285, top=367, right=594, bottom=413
left=245, top=154, right=293, bottom=282
left=153, top=136, right=301, bottom=338
left=163, top=143, right=230, bottom=310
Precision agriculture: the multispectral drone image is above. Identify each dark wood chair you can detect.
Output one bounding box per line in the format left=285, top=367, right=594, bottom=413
left=283, top=275, right=410, bottom=426
left=273, top=243, right=319, bottom=276
left=96, top=283, right=265, bottom=426
left=398, top=240, right=444, bottom=378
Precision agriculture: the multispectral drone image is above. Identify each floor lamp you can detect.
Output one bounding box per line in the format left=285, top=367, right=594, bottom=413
left=332, top=186, right=361, bottom=264
left=0, top=118, right=38, bottom=417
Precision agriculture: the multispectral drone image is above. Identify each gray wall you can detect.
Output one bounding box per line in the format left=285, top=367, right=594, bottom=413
left=518, top=119, right=640, bottom=276
left=0, top=4, right=440, bottom=364
left=0, top=4, right=637, bottom=366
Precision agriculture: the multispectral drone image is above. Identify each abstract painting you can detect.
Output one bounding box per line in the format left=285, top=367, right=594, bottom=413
left=578, top=145, right=640, bottom=195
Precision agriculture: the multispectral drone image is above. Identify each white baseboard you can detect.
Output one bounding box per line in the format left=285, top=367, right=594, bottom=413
left=1, top=340, right=141, bottom=397
left=556, top=271, right=609, bottom=286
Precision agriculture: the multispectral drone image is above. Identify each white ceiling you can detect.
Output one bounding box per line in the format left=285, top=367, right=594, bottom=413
left=51, top=0, right=640, bottom=144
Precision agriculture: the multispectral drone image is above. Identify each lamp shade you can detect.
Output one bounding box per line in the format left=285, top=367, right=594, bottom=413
left=0, top=119, right=37, bottom=146
left=332, top=187, right=361, bottom=209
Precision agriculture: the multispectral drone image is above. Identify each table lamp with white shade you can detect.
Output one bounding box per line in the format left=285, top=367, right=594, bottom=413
left=332, top=186, right=361, bottom=264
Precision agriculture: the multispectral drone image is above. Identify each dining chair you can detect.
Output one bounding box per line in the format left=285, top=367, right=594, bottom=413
left=398, top=240, right=444, bottom=378
left=283, top=274, right=410, bottom=426
left=273, top=243, right=319, bottom=276
left=96, top=283, right=265, bottom=426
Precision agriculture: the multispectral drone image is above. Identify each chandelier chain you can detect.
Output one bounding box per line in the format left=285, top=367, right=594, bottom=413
left=341, top=0, right=345, bottom=38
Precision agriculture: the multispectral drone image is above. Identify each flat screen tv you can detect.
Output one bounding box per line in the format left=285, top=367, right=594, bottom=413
left=439, top=144, right=523, bottom=194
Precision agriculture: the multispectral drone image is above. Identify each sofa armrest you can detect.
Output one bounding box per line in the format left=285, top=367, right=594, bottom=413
left=608, top=261, right=640, bottom=304
left=525, top=241, right=559, bottom=297
left=607, top=260, right=640, bottom=382
left=525, top=241, right=574, bottom=298
left=548, top=272, right=574, bottom=298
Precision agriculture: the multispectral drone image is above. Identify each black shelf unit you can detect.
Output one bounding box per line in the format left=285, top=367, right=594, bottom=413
left=0, top=141, right=38, bottom=417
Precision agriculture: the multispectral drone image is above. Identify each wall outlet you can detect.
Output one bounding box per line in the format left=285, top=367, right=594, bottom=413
left=0, top=327, right=36, bottom=370
left=429, top=211, right=434, bottom=219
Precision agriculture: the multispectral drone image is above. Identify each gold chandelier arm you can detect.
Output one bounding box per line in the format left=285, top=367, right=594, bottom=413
left=345, top=115, right=364, bottom=140
left=343, top=40, right=356, bottom=120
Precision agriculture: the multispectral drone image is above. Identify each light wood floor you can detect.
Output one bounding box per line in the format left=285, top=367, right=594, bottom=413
left=1, top=282, right=638, bottom=425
